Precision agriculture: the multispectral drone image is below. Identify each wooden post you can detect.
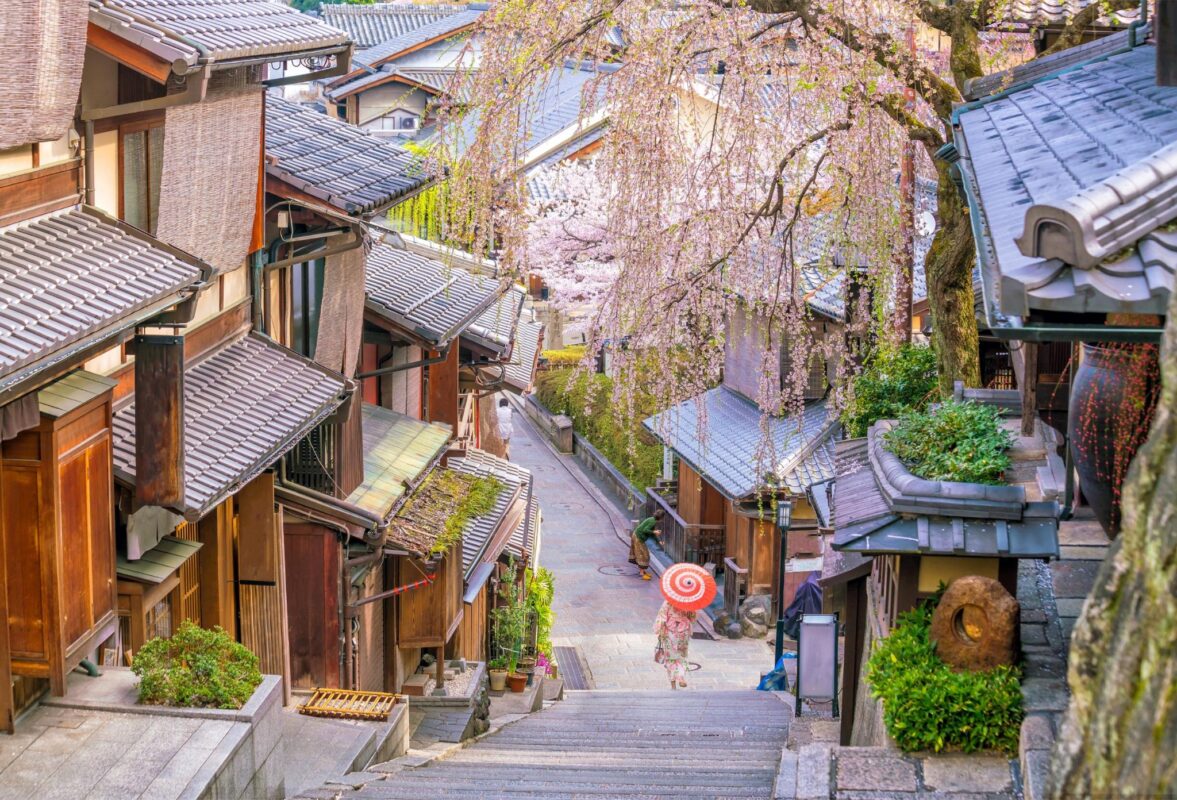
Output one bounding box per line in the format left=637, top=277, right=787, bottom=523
left=236, top=473, right=278, bottom=583
left=840, top=577, right=866, bottom=746
left=198, top=498, right=237, bottom=638
left=0, top=450, right=14, bottom=735
left=435, top=645, right=445, bottom=693
left=133, top=334, right=185, bottom=507
left=1021, top=342, right=1039, bottom=436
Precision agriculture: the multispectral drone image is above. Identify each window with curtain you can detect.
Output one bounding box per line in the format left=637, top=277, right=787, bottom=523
left=121, top=122, right=164, bottom=232
left=291, top=257, right=326, bottom=358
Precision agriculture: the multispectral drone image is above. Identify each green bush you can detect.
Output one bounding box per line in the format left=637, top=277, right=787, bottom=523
left=884, top=399, right=1014, bottom=485
left=842, top=344, right=939, bottom=438
left=132, top=621, right=262, bottom=710
left=535, top=370, right=662, bottom=490
left=867, top=604, right=1023, bottom=754
left=526, top=567, right=555, bottom=657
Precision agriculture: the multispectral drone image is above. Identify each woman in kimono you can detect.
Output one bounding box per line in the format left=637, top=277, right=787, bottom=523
left=653, top=600, right=696, bottom=689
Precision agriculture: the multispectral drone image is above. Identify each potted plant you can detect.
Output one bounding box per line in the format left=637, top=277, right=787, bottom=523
left=491, top=560, right=528, bottom=688
left=507, top=671, right=528, bottom=692
left=487, top=657, right=509, bottom=692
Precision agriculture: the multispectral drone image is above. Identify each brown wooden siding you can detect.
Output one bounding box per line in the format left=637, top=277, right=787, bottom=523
left=355, top=564, right=384, bottom=692
left=455, top=582, right=488, bottom=663
left=426, top=347, right=460, bottom=430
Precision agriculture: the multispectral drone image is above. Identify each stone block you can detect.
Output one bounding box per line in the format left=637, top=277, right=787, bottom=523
left=1020, top=714, right=1055, bottom=753
left=402, top=674, right=431, bottom=696
left=241, top=745, right=284, bottom=800
left=1023, top=747, right=1053, bottom=800
left=773, top=749, right=797, bottom=799
left=836, top=754, right=918, bottom=792
left=1054, top=598, right=1086, bottom=618
left=921, top=754, right=1012, bottom=793
left=1020, top=624, right=1047, bottom=646
left=796, top=744, right=832, bottom=800
left=931, top=576, right=1020, bottom=671
left=1022, top=678, right=1070, bottom=714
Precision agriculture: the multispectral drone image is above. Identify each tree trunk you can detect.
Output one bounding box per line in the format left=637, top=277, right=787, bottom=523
left=1050, top=296, right=1177, bottom=796
left=925, top=161, right=981, bottom=395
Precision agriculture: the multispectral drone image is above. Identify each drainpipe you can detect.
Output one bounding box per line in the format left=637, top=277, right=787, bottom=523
left=83, top=120, right=95, bottom=206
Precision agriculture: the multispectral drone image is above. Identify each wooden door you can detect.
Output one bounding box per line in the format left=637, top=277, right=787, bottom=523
left=284, top=522, right=340, bottom=689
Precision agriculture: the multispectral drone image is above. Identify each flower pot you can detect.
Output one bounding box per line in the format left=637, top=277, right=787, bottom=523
left=549, top=663, right=558, bottom=680
left=507, top=673, right=528, bottom=693
left=1067, top=342, right=1160, bottom=536
left=488, top=669, right=508, bottom=692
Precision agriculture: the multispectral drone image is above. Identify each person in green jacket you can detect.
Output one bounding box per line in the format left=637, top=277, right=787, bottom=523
left=628, top=509, right=664, bottom=581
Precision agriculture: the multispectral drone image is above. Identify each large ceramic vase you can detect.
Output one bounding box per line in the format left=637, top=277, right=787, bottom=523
left=1067, top=342, right=1160, bottom=536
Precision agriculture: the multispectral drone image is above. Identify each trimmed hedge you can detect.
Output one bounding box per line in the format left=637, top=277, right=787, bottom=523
left=132, top=621, right=262, bottom=710
left=535, top=369, right=662, bottom=490
left=884, top=399, right=1014, bottom=485
left=867, top=604, right=1023, bottom=754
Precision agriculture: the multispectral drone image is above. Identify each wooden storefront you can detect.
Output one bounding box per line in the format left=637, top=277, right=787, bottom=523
left=1, top=372, right=119, bottom=708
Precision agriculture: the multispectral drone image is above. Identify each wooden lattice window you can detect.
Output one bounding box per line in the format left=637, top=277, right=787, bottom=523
left=174, top=521, right=202, bottom=625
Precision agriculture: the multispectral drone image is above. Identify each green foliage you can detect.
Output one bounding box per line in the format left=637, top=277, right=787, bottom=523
left=488, top=656, right=508, bottom=671
left=867, top=604, right=1023, bottom=754
left=535, top=369, right=662, bottom=490
left=491, top=561, right=528, bottom=673
left=132, top=621, right=261, bottom=710
left=434, top=474, right=503, bottom=555
left=842, top=344, right=939, bottom=438
left=289, top=0, right=372, bottom=12
left=541, top=345, right=589, bottom=369
left=884, top=400, right=1015, bottom=485
left=526, top=567, right=555, bottom=656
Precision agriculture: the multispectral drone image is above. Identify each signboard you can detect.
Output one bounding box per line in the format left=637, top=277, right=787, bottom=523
left=796, top=612, right=839, bottom=717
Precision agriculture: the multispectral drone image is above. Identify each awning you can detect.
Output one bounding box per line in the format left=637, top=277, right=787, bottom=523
left=89, top=0, right=351, bottom=68
left=447, top=449, right=532, bottom=579
left=347, top=403, right=452, bottom=520
left=462, top=286, right=525, bottom=358
left=504, top=315, right=544, bottom=394
left=0, top=205, right=208, bottom=402
left=643, top=387, right=837, bottom=499
left=112, top=332, right=348, bottom=521
left=265, top=95, right=431, bottom=216
left=117, top=535, right=203, bottom=584
left=365, top=242, right=510, bottom=348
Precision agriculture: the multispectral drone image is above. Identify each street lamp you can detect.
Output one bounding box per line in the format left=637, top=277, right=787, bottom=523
left=774, top=499, right=793, bottom=667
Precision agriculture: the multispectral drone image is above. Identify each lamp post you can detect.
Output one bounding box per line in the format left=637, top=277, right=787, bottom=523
left=774, top=499, right=794, bottom=667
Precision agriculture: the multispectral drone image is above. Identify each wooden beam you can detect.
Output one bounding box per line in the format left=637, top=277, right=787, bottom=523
left=1021, top=342, right=1039, bottom=436
left=133, top=335, right=185, bottom=507
left=237, top=472, right=278, bottom=583
left=0, top=448, right=14, bottom=734
left=86, top=23, right=173, bottom=85
left=1159, top=0, right=1177, bottom=87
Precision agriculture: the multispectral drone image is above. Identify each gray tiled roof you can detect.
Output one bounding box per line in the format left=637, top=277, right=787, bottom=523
left=963, top=24, right=1146, bottom=100
left=320, top=4, right=469, bottom=49
left=995, top=0, right=1141, bottom=26
left=507, top=491, right=540, bottom=564
left=365, top=242, right=509, bottom=346
left=464, top=285, right=524, bottom=356
left=355, top=8, right=483, bottom=67
left=643, top=387, right=837, bottom=499
left=505, top=313, right=544, bottom=393
left=112, top=333, right=347, bottom=520
left=324, top=66, right=467, bottom=103
left=0, top=206, right=206, bottom=395
left=265, top=95, right=429, bottom=215
left=448, top=448, right=532, bottom=577
left=89, top=0, right=349, bottom=66
left=957, top=45, right=1177, bottom=319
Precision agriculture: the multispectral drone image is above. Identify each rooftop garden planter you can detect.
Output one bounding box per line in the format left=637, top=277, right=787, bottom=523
left=882, top=400, right=1014, bottom=486
left=132, top=621, right=262, bottom=710
left=1067, top=342, right=1160, bottom=536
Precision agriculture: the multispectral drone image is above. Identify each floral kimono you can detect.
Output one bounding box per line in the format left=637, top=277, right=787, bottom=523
left=653, top=601, right=696, bottom=686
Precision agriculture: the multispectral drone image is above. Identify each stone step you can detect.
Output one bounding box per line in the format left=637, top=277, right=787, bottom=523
left=340, top=776, right=774, bottom=797
left=448, top=753, right=780, bottom=768
left=383, top=765, right=775, bottom=786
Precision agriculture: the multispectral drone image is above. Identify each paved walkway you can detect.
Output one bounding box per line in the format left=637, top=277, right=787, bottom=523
left=507, top=397, right=772, bottom=691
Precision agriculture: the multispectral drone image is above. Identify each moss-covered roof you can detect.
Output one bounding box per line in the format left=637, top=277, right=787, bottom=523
left=387, top=469, right=504, bottom=557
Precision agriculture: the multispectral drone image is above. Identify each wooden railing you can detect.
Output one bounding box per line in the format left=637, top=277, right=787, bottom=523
left=645, top=486, right=726, bottom=567
left=723, top=558, right=749, bottom=620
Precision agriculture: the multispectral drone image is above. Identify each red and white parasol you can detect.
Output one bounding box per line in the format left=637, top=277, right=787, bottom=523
left=660, top=562, right=717, bottom=612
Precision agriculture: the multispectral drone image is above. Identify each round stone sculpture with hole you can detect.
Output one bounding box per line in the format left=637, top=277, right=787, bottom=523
left=929, top=575, right=1020, bottom=672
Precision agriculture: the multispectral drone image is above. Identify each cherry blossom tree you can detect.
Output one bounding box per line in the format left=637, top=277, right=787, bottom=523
left=523, top=160, right=619, bottom=311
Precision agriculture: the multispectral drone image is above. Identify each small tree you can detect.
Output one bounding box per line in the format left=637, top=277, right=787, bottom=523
left=491, top=560, right=528, bottom=673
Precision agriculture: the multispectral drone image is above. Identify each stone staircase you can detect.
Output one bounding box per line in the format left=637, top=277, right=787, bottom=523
left=297, top=689, right=792, bottom=799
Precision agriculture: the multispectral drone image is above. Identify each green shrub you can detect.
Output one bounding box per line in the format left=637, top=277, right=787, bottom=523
left=132, top=621, right=262, bottom=710
left=867, top=604, right=1023, bottom=754
left=526, top=567, right=555, bottom=656
left=842, top=344, right=939, bottom=438
left=535, top=369, right=662, bottom=490
left=884, top=399, right=1014, bottom=485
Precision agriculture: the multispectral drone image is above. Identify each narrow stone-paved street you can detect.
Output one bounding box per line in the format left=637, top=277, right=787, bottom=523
left=507, top=398, right=773, bottom=691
